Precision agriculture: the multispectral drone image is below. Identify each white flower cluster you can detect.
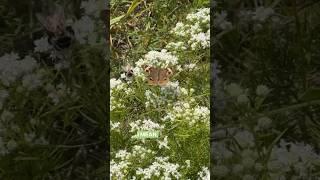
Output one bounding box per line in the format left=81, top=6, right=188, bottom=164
left=157, top=136, right=170, bottom=150
left=225, top=83, right=270, bottom=104
left=212, top=125, right=320, bottom=179
left=144, top=90, right=163, bottom=108
left=166, top=42, right=187, bottom=52
left=110, top=159, right=130, bottom=179
left=45, top=83, right=77, bottom=105
left=188, top=30, right=210, bottom=50
left=111, top=121, right=120, bottom=132
left=234, top=130, right=255, bottom=148
left=0, top=137, right=17, bottom=156
left=0, top=53, right=38, bottom=86
left=163, top=101, right=209, bottom=126
left=81, top=0, right=100, bottom=17
left=183, top=63, right=198, bottom=71
left=197, top=166, right=210, bottom=180
left=145, top=84, right=194, bottom=109
left=214, top=6, right=274, bottom=31
left=135, top=49, right=179, bottom=68
left=24, top=132, right=49, bottom=145
left=110, top=78, right=124, bottom=90
left=268, top=140, right=320, bottom=178
left=110, top=78, right=133, bottom=110
left=160, top=81, right=191, bottom=97
left=129, top=119, right=164, bottom=132
left=0, top=110, right=18, bottom=156
left=170, top=8, right=210, bottom=50
left=186, top=8, right=210, bottom=25
left=252, top=7, right=275, bottom=22
left=110, top=145, right=155, bottom=179
left=22, top=72, right=43, bottom=90
left=34, top=37, right=52, bottom=52
left=73, top=15, right=96, bottom=45
left=136, top=156, right=181, bottom=179
left=76, top=0, right=105, bottom=45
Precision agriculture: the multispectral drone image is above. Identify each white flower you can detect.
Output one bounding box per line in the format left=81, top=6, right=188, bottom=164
left=189, top=32, right=210, bottom=50
left=157, top=136, right=170, bottom=149
left=184, top=63, right=196, bottom=70
left=1, top=110, right=14, bottom=122
left=197, top=166, right=210, bottom=180
left=234, top=130, right=255, bottom=148
left=257, top=116, right=272, bottom=129
left=110, top=78, right=123, bottom=89
left=256, top=85, right=270, bottom=96
left=33, top=37, right=52, bottom=52
left=120, top=73, right=126, bottom=79
left=6, top=139, right=17, bottom=151
left=111, top=121, right=120, bottom=132
left=136, top=49, right=179, bottom=68
left=54, top=60, right=70, bottom=70
left=185, top=160, right=191, bottom=168
left=130, top=119, right=164, bottom=132
left=171, top=22, right=187, bottom=36
left=110, top=159, right=131, bottom=179
left=0, top=54, right=38, bottom=86
left=163, top=101, right=209, bottom=126
left=237, top=94, right=249, bottom=104
left=46, top=83, right=72, bottom=105
left=81, top=0, right=99, bottom=17
left=226, top=83, right=243, bottom=97
left=22, top=73, right=42, bottom=90
left=166, top=41, right=187, bottom=51
left=253, top=7, right=274, bottom=22
left=171, top=8, right=209, bottom=50
left=136, top=156, right=181, bottom=179
left=72, top=16, right=95, bottom=44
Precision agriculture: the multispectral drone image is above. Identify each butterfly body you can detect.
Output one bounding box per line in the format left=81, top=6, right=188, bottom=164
left=142, top=65, right=173, bottom=86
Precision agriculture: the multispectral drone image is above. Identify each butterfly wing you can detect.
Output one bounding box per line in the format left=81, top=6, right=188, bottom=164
left=142, top=65, right=173, bottom=86
left=36, top=4, right=65, bottom=35
left=158, top=68, right=173, bottom=86
left=147, top=67, right=159, bottom=86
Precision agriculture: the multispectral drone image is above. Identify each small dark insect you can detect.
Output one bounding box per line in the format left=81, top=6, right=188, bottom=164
left=36, top=3, right=74, bottom=51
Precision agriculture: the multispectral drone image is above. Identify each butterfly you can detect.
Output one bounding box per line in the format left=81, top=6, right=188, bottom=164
left=142, top=65, right=173, bottom=86
left=36, top=3, right=74, bottom=51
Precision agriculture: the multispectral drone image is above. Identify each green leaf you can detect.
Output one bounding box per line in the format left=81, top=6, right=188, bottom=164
left=110, top=15, right=125, bottom=25
left=127, top=0, right=143, bottom=16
